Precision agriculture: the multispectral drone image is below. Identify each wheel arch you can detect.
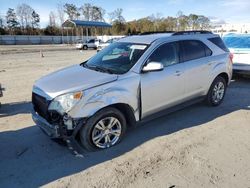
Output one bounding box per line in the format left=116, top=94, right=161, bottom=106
left=205, top=72, right=229, bottom=97
left=108, top=103, right=137, bottom=128
left=86, top=103, right=137, bottom=128
left=217, top=72, right=229, bottom=85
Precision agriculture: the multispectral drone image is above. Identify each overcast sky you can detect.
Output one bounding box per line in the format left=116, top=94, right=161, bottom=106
left=0, top=0, right=250, bottom=27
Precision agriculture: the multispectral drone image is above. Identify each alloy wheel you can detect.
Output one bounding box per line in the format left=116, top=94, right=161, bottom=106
left=91, top=117, right=122, bottom=149
left=212, top=81, right=225, bottom=103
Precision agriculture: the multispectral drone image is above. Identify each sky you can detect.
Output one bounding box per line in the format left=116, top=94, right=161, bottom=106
left=0, top=0, right=250, bottom=27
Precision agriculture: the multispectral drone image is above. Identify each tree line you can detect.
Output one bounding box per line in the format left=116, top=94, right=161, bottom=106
left=0, top=3, right=211, bottom=36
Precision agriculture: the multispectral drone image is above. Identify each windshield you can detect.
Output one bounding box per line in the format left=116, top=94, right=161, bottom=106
left=83, top=42, right=148, bottom=74
left=223, top=35, right=250, bottom=49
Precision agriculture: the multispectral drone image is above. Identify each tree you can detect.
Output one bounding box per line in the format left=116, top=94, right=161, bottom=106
left=176, top=11, right=188, bottom=31
left=43, top=25, right=61, bottom=35
left=0, top=17, right=3, bottom=28
left=197, top=15, right=210, bottom=29
left=63, top=3, right=80, bottom=20
left=80, top=4, right=105, bottom=22
left=108, top=8, right=126, bottom=34
left=6, top=8, right=19, bottom=34
left=0, top=16, right=6, bottom=35
left=49, top=11, right=56, bottom=27
left=188, top=14, right=199, bottom=30
left=111, top=21, right=126, bottom=35
left=108, top=8, right=125, bottom=23
left=90, top=6, right=105, bottom=21
left=16, top=3, right=34, bottom=29
left=31, top=10, right=40, bottom=28
left=57, top=4, right=65, bottom=26
left=80, top=3, right=92, bottom=21
left=157, top=16, right=176, bottom=31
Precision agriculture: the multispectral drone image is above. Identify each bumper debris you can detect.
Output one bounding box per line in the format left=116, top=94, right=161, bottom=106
left=32, top=110, right=86, bottom=157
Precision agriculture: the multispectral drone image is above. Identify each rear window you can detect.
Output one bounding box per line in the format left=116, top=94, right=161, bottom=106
left=223, top=36, right=250, bottom=49
left=181, top=40, right=212, bottom=62
left=209, top=37, right=229, bottom=52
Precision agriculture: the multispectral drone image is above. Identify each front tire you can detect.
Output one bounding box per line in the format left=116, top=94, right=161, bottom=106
left=206, top=76, right=227, bottom=106
left=80, top=107, right=127, bottom=151
left=83, top=45, right=88, bottom=50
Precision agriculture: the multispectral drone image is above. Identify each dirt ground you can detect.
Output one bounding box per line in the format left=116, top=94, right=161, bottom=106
left=0, top=45, right=250, bottom=188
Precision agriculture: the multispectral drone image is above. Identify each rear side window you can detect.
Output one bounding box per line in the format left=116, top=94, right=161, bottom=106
left=208, top=37, right=229, bottom=52
left=181, top=40, right=212, bottom=62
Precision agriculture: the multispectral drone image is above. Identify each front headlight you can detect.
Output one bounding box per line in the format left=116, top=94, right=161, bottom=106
left=48, top=91, right=83, bottom=115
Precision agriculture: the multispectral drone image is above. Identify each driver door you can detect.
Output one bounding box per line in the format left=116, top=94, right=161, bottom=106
left=140, top=42, right=186, bottom=118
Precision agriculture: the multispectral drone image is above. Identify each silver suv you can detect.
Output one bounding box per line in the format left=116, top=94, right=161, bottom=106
left=76, top=39, right=102, bottom=50
left=32, top=31, right=232, bottom=151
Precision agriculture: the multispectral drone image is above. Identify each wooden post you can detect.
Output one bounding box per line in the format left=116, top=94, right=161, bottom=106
left=81, top=27, right=84, bottom=41
left=86, top=28, right=88, bottom=40
left=71, top=28, right=73, bottom=44
left=61, top=27, right=64, bottom=44
left=67, top=28, right=69, bottom=45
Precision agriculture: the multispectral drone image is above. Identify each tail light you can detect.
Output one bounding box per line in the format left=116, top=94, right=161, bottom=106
left=229, top=53, right=234, bottom=63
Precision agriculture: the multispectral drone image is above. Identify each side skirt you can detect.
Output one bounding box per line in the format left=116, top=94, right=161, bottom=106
left=137, top=96, right=205, bottom=125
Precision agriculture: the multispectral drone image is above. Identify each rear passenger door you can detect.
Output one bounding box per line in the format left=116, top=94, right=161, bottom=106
left=180, top=40, right=213, bottom=98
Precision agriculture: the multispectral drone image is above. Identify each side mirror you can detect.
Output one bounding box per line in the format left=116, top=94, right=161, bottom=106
left=142, top=62, right=164, bottom=72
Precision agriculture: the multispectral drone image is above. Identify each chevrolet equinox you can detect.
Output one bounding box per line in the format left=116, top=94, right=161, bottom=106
left=32, top=31, right=233, bottom=151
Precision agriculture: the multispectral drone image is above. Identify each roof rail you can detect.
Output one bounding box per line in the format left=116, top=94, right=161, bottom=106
left=172, top=30, right=213, bottom=36
left=139, top=31, right=174, bottom=35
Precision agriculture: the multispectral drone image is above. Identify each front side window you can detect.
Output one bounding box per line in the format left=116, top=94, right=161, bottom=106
left=181, top=40, right=211, bottom=62
left=83, top=42, right=148, bottom=74
left=148, top=42, right=179, bottom=67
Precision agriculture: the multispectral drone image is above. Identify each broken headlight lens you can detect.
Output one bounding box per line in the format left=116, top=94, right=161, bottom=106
left=48, top=91, right=83, bottom=115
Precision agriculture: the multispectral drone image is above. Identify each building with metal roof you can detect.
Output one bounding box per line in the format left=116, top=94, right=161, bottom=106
left=61, top=20, right=112, bottom=44
left=62, top=20, right=112, bottom=28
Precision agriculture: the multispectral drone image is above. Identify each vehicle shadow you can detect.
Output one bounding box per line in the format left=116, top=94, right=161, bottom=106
left=0, top=101, right=32, bottom=118
left=0, top=78, right=249, bottom=187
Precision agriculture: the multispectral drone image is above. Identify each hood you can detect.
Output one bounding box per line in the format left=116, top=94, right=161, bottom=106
left=34, top=65, right=118, bottom=99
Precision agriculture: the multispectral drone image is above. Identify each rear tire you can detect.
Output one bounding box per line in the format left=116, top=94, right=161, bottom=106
left=80, top=107, right=127, bottom=151
left=206, top=76, right=227, bottom=106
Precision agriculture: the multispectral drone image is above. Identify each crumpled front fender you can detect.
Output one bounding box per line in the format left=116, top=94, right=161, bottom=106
left=68, top=74, right=141, bottom=121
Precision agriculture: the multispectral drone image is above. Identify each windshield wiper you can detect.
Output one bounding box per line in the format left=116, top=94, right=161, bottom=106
left=83, top=64, right=114, bottom=74
left=93, top=66, right=115, bottom=74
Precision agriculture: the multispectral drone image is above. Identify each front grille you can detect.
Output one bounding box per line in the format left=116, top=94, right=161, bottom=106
left=32, top=92, right=50, bottom=120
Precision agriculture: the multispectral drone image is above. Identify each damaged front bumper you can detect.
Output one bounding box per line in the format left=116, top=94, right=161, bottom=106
left=32, top=109, right=87, bottom=156
left=32, top=110, right=87, bottom=139
left=32, top=110, right=61, bottom=138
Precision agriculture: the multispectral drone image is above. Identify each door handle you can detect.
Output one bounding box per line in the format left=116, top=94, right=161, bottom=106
left=174, top=70, right=182, bottom=76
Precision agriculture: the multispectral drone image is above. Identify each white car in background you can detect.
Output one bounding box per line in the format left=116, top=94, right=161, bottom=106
left=97, top=38, right=119, bottom=52
left=223, top=34, right=250, bottom=75
left=76, top=39, right=102, bottom=50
